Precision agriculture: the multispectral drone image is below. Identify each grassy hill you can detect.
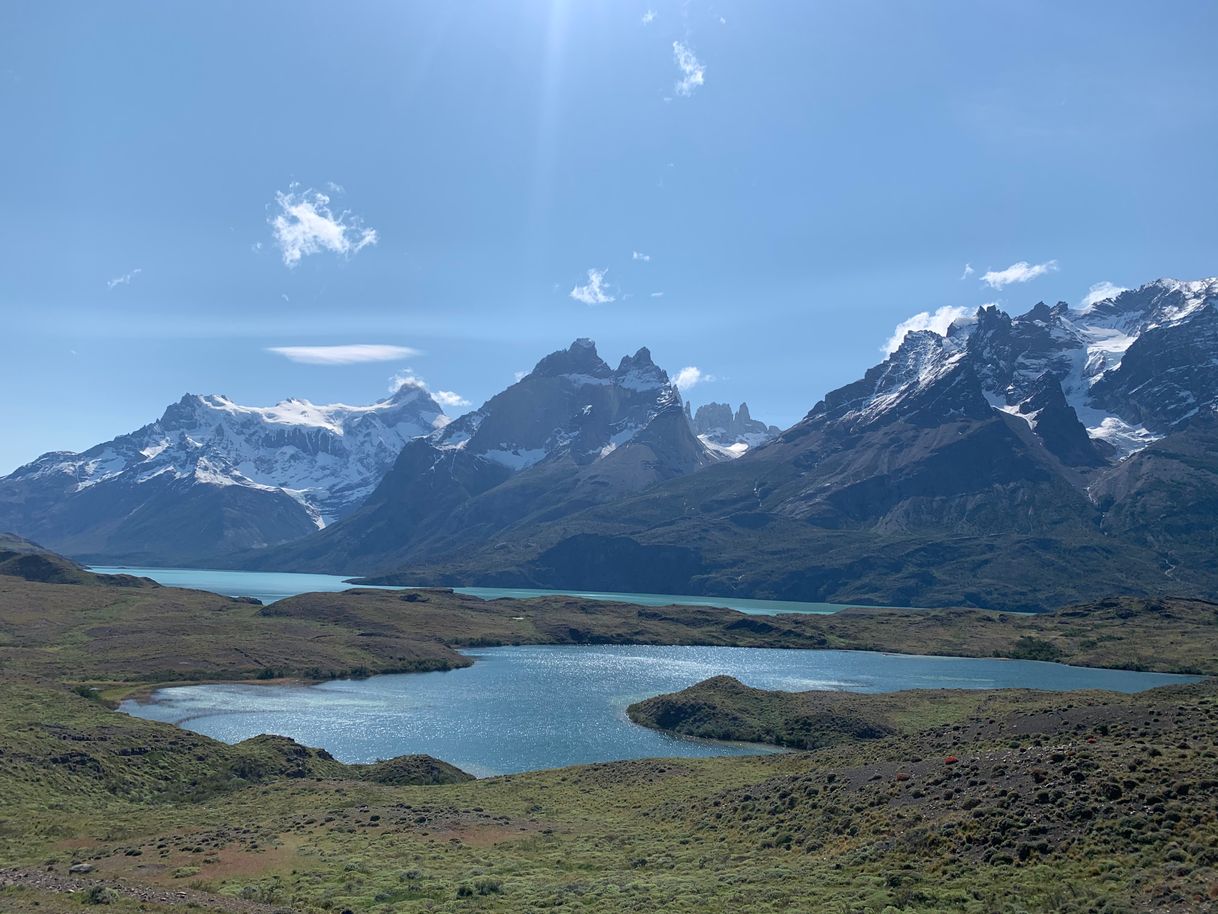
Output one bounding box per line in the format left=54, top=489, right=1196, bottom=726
left=1, top=546, right=1216, bottom=911
left=1, top=669, right=1215, bottom=913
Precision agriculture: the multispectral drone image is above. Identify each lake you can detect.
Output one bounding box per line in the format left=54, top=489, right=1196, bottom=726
left=121, top=644, right=1195, bottom=777
left=88, top=565, right=882, bottom=615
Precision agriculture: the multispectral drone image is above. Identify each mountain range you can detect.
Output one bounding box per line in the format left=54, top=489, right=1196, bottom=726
left=0, top=382, right=447, bottom=563
left=340, top=277, right=1218, bottom=611
left=2, top=276, right=1215, bottom=610
left=240, top=340, right=729, bottom=573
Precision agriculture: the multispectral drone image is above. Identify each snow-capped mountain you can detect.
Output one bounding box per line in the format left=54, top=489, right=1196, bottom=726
left=685, top=402, right=780, bottom=457
left=0, top=383, right=446, bottom=562
left=249, top=339, right=715, bottom=574
left=869, top=277, right=1218, bottom=458
left=360, top=278, right=1218, bottom=612
left=431, top=338, right=694, bottom=469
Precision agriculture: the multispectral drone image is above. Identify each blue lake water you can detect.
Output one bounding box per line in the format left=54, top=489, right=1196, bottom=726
left=88, top=565, right=880, bottom=615
left=121, top=644, right=1194, bottom=777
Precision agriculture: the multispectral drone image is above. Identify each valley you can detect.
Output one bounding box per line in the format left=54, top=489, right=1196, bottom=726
left=8, top=9, right=1218, bottom=912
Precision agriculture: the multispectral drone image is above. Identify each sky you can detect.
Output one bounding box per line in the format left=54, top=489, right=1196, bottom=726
left=2, top=1, right=1217, bottom=474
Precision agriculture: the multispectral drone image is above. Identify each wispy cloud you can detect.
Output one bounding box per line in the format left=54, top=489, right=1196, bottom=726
left=981, top=259, right=1057, bottom=290
left=268, top=344, right=418, bottom=365
left=269, top=186, right=378, bottom=268
left=632, top=250, right=651, bottom=262
left=884, top=305, right=973, bottom=354
left=650, top=291, right=664, bottom=298
left=1080, top=280, right=1127, bottom=311
left=107, top=268, right=142, bottom=289
left=570, top=268, right=615, bottom=305
left=673, top=366, right=714, bottom=390
left=641, top=9, right=655, bottom=24
left=960, top=263, right=974, bottom=280
left=673, top=41, right=705, bottom=96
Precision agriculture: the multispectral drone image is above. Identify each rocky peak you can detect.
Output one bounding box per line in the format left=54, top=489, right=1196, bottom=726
left=1085, top=278, right=1218, bottom=334
left=527, top=338, right=612, bottom=380
left=689, top=401, right=782, bottom=454
left=435, top=341, right=688, bottom=470
left=614, top=347, right=670, bottom=391
left=616, top=346, right=655, bottom=371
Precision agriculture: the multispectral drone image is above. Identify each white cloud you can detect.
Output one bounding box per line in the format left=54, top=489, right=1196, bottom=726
left=650, top=291, right=664, bottom=298
left=390, top=370, right=469, bottom=411
left=268, top=344, right=419, bottom=365
left=960, top=263, right=974, bottom=280
left=1079, top=281, right=1127, bottom=311
left=632, top=250, right=651, bottom=262
left=980, top=259, right=1058, bottom=290
left=570, top=268, right=615, bottom=305
left=432, top=389, right=471, bottom=409
left=673, top=41, right=705, bottom=96
left=673, top=366, right=714, bottom=390
left=513, top=370, right=528, bottom=382
left=883, top=305, right=973, bottom=354
left=107, top=268, right=142, bottom=289
left=641, top=9, right=655, bottom=24
left=269, top=186, right=378, bottom=268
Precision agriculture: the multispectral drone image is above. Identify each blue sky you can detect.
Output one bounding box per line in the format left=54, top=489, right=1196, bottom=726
left=2, top=0, right=1216, bottom=473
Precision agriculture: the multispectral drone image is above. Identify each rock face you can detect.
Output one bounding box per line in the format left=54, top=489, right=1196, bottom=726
left=370, top=278, right=1218, bottom=611
left=685, top=402, right=780, bottom=457
left=250, top=340, right=716, bottom=573
left=0, top=384, right=446, bottom=563
left=964, top=278, right=1218, bottom=455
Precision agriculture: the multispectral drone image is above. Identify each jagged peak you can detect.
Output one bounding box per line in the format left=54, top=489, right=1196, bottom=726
left=527, top=339, right=612, bottom=380
left=1018, top=301, right=1054, bottom=323
left=614, top=347, right=670, bottom=392
left=388, top=377, right=429, bottom=399
left=616, top=346, right=657, bottom=373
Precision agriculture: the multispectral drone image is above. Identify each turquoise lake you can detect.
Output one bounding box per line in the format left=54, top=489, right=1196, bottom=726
left=121, top=644, right=1195, bottom=777
left=88, top=565, right=879, bottom=615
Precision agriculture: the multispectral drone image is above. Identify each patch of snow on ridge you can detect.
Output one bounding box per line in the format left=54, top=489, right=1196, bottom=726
left=616, top=366, right=668, bottom=392
left=699, top=436, right=750, bottom=459
left=198, top=393, right=420, bottom=436
left=850, top=331, right=968, bottom=424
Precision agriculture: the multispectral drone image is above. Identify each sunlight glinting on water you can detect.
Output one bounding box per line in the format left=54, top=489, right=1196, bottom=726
left=122, top=644, right=1197, bottom=777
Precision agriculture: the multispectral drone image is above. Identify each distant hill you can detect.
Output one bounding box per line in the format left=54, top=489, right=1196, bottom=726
left=0, top=532, right=154, bottom=586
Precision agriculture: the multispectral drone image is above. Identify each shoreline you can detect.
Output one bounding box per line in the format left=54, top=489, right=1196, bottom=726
left=101, top=633, right=1210, bottom=707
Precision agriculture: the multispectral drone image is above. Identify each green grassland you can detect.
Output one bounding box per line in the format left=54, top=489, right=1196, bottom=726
left=0, top=553, right=1216, bottom=911
left=1, top=673, right=1216, bottom=913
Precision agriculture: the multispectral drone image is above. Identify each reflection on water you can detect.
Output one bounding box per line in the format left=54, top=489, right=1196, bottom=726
left=122, top=644, right=1194, bottom=777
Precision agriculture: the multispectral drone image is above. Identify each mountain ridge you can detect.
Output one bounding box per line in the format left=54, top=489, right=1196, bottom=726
left=348, top=277, right=1218, bottom=611
left=0, top=383, right=447, bottom=562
